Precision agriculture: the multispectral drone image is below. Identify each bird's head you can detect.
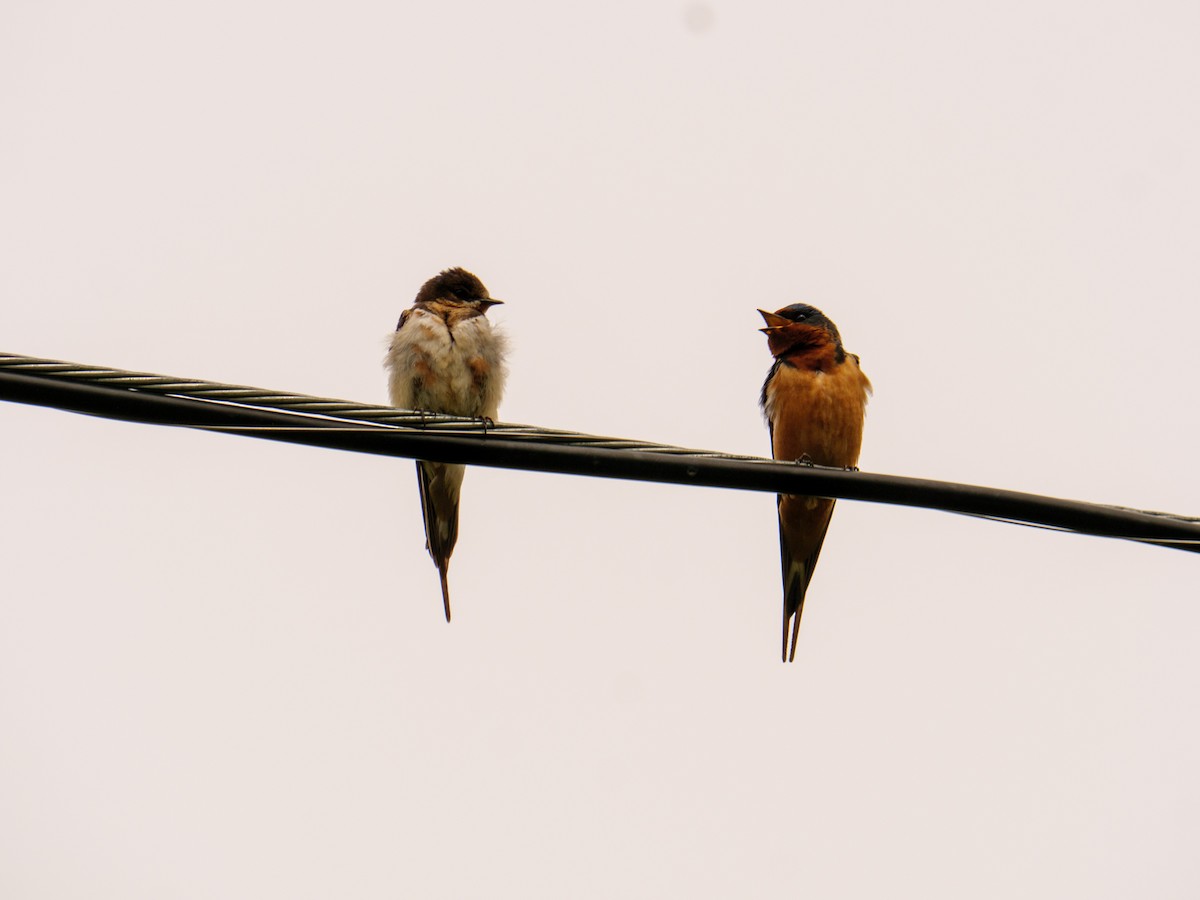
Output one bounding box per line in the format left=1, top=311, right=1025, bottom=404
left=757, top=304, right=843, bottom=359
left=414, top=267, right=504, bottom=313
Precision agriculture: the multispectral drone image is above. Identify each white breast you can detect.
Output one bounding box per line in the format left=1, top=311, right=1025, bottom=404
left=385, top=310, right=508, bottom=418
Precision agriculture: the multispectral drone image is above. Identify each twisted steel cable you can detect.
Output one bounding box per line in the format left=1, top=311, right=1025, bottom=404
left=1, top=350, right=1198, bottom=552
left=0, top=352, right=743, bottom=456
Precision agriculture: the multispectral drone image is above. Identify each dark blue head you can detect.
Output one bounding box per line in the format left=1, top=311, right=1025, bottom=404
left=771, top=304, right=842, bottom=345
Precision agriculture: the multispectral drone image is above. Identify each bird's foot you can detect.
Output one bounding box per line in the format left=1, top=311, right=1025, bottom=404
left=793, top=453, right=816, bottom=467
left=844, top=465, right=860, bottom=473
left=477, top=415, right=495, bottom=434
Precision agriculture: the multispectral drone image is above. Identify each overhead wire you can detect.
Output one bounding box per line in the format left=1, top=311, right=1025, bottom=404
left=1, top=350, right=1198, bottom=553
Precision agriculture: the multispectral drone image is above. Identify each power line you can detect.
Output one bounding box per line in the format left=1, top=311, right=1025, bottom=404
left=2, top=351, right=1198, bottom=553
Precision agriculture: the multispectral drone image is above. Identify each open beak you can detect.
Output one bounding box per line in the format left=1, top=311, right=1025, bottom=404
left=758, top=308, right=790, bottom=328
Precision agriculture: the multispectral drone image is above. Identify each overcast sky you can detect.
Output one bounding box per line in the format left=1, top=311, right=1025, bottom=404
left=3, top=2, right=1199, bottom=897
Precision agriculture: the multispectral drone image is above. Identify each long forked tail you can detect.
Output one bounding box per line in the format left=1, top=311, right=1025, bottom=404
left=781, top=569, right=809, bottom=663
left=416, top=460, right=463, bottom=622
left=777, top=496, right=834, bottom=662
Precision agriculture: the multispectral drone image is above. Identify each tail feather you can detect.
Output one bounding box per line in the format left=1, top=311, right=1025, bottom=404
left=416, top=460, right=463, bottom=621
left=781, top=560, right=809, bottom=663
left=438, top=565, right=452, bottom=622
left=777, top=496, right=835, bottom=663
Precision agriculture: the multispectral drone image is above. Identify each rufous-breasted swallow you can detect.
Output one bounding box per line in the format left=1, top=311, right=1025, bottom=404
left=759, top=304, right=871, bottom=662
left=384, top=267, right=508, bottom=621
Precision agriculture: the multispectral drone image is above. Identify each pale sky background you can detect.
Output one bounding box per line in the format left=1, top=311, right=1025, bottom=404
left=3, top=1, right=1199, bottom=897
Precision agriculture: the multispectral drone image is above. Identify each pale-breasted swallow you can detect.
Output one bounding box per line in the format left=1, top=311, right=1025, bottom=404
left=759, top=304, right=871, bottom=662
left=385, top=267, right=508, bottom=621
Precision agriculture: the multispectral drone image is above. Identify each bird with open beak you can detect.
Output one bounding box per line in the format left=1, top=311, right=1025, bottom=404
left=758, top=304, right=871, bottom=662
left=385, top=267, right=508, bottom=621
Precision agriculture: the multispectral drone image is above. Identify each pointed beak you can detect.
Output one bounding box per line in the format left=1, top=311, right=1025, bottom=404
left=480, top=298, right=504, bottom=308
left=758, top=308, right=789, bottom=329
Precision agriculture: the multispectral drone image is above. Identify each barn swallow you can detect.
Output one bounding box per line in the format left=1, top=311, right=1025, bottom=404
left=759, top=304, right=871, bottom=662
left=384, top=267, right=508, bottom=621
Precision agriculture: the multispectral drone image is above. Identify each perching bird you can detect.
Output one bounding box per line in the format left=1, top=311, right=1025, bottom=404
left=384, top=267, right=508, bottom=621
left=759, top=304, right=871, bottom=662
